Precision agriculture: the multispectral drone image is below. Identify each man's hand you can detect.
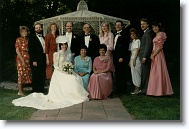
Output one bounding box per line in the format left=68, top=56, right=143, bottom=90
left=33, top=62, right=37, bottom=66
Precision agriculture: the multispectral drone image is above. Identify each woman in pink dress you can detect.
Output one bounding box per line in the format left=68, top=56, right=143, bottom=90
left=147, top=22, right=173, bottom=96
left=99, top=22, right=114, bottom=58
left=88, top=44, right=115, bottom=99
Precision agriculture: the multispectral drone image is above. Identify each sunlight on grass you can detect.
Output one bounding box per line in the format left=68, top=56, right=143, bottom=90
left=0, top=88, right=37, bottom=120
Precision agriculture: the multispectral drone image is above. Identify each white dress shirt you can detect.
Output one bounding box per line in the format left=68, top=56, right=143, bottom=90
left=36, top=34, right=45, bottom=53
left=84, top=34, right=90, bottom=48
left=66, top=32, right=72, bottom=52
left=114, top=30, right=122, bottom=49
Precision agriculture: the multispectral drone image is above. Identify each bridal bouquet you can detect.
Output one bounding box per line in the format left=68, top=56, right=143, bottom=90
left=61, top=62, right=74, bottom=74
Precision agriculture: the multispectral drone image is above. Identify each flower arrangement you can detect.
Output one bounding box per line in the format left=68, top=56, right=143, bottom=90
left=61, top=62, right=74, bottom=74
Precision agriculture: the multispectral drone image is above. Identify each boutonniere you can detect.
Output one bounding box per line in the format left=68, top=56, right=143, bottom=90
left=89, top=38, right=92, bottom=41
left=73, top=36, right=76, bottom=38
left=103, top=56, right=109, bottom=63
left=84, top=57, right=89, bottom=62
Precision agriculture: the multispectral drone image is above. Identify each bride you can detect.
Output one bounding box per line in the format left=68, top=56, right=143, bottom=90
left=12, top=36, right=89, bottom=110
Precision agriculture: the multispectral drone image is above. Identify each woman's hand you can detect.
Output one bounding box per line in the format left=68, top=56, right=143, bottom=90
left=133, top=60, right=136, bottom=67
left=150, top=54, right=155, bottom=61
left=46, top=58, right=49, bottom=65
left=128, top=62, right=131, bottom=67
left=22, top=59, right=26, bottom=68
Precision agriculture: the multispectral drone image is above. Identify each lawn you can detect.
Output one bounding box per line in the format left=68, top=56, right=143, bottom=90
left=0, top=70, right=180, bottom=120
left=0, top=87, right=37, bottom=120
left=119, top=73, right=180, bottom=120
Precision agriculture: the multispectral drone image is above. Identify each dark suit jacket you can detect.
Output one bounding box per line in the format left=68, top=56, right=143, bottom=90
left=113, top=29, right=130, bottom=65
left=138, top=28, right=153, bottom=62
left=64, top=32, right=80, bottom=56
left=79, top=34, right=100, bottom=61
left=28, top=34, right=46, bottom=67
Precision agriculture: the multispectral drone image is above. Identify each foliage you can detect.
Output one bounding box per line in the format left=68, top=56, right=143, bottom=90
left=1, top=58, right=17, bottom=82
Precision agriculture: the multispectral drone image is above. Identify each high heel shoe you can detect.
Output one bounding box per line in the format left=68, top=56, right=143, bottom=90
left=130, top=90, right=141, bottom=95
left=18, top=92, right=25, bottom=96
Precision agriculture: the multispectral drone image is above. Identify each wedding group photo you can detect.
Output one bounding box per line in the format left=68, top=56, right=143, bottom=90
left=0, top=0, right=180, bottom=122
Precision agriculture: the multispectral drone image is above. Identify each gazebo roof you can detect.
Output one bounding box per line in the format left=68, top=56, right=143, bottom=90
left=35, top=0, right=130, bottom=35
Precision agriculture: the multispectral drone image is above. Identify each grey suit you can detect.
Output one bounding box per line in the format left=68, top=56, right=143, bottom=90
left=138, top=28, right=153, bottom=93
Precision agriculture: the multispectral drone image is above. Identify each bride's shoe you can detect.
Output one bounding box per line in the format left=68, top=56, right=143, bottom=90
left=18, top=92, right=25, bottom=96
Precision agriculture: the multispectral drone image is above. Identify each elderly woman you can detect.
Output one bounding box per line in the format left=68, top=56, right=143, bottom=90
left=87, top=44, right=115, bottom=99
left=74, top=45, right=92, bottom=90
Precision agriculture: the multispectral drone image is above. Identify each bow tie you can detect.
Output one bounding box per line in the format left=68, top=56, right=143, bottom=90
left=37, top=34, right=42, bottom=37
left=116, top=32, right=120, bottom=35
left=84, top=34, right=90, bottom=37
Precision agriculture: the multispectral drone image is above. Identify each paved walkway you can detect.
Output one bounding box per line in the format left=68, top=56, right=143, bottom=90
left=30, top=97, right=133, bottom=121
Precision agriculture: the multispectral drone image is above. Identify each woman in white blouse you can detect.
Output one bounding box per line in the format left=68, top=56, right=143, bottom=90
left=128, top=28, right=142, bottom=95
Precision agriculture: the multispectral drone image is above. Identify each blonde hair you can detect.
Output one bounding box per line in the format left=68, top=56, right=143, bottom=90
left=19, top=26, right=30, bottom=37
left=99, top=22, right=111, bottom=37
left=48, top=22, right=59, bottom=33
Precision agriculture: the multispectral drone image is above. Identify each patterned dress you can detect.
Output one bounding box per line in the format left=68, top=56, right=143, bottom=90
left=15, top=37, right=32, bottom=84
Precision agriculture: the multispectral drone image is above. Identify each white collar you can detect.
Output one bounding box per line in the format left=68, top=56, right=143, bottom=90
left=66, top=32, right=72, bottom=35
left=116, top=30, right=122, bottom=33
left=143, top=28, right=149, bottom=33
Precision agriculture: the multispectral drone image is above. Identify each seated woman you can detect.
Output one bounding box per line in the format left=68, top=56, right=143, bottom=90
left=74, top=45, right=92, bottom=90
left=87, top=44, right=115, bottom=99
left=12, top=36, right=89, bottom=110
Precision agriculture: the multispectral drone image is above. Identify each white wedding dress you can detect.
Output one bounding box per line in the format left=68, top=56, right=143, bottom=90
left=12, top=50, right=89, bottom=110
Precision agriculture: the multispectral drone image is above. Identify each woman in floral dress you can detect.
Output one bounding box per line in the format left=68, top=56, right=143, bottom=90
left=15, top=26, right=32, bottom=96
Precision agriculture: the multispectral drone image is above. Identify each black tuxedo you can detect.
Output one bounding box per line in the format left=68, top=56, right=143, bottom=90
left=79, top=34, right=100, bottom=61
left=64, top=32, right=80, bottom=56
left=28, top=33, right=46, bottom=93
left=113, top=29, right=131, bottom=93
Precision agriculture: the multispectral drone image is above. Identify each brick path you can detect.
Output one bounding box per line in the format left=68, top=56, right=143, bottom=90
left=30, top=97, right=133, bottom=121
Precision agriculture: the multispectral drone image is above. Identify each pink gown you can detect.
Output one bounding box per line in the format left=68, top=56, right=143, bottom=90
left=147, top=32, right=173, bottom=96
left=87, top=56, right=114, bottom=99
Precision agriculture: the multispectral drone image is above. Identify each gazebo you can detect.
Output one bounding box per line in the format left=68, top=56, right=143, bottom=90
left=35, top=0, right=130, bottom=36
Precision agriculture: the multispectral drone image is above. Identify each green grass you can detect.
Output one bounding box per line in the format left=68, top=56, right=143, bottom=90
left=0, top=70, right=180, bottom=120
left=0, top=87, right=37, bottom=120
left=119, top=74, right=180, bottom=120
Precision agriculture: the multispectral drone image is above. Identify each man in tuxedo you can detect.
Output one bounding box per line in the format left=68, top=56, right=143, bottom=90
left=28, top=23, right=46, bottom=93
left=113, top=20, right=130, bottom=94
left=79, top=23, right=100, bottom=62
left=138, top=18, right=153, bottom=94
left=64, top=22, right=80, bottom=63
